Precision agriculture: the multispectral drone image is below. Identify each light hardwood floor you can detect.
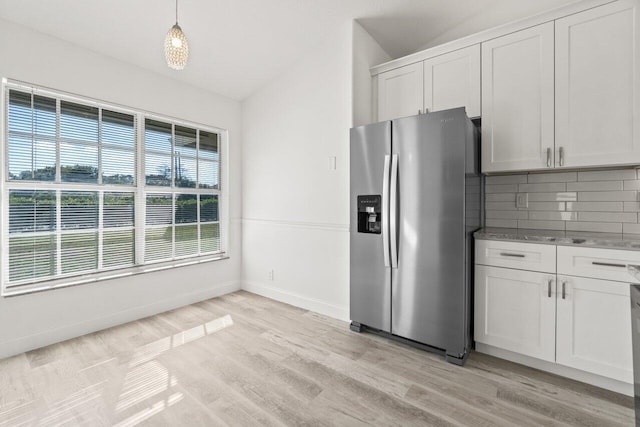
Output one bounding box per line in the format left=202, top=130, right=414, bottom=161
left=0, top=291, right=634, bottom=426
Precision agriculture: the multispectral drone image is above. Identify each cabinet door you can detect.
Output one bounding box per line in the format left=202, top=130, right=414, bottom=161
left=377, top=62, right=424, bottom=121
left=481, top=23, right=555, bottom=173
left=475, top=265, right=556, bottom=361
left=556, top=275, right=633, bottom=383
left=423, top=45, right=481, bottom=118
left=556, top=0, right=640, bottom=168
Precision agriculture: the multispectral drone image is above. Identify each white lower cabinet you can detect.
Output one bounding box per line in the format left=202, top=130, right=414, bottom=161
left=556, top=275, right=632, bottom=383
left=475, top=239, right=634, bottom=385
left=475, top=265, right=556, bottom=361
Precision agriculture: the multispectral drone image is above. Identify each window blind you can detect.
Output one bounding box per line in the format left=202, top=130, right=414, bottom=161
left=143, top=118, right=222, bottom=264
left=3, top=82, right=224, bottom=294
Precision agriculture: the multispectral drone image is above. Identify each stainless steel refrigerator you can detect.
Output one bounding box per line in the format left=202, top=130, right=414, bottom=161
left=349, top=107, right=480, bottom=365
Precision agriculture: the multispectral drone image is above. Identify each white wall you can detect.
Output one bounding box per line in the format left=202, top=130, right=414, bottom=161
left=352, top=22, right=391, bottom=127
left=415, top=0, right=577, bottom=51
left=241, top=22, right=352, bottom=320
left=241, top=21, right=389, bottom=321
left=0, top=18, right=242, bottom=358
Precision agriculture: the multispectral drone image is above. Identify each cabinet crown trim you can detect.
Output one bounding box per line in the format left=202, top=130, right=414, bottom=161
left=370, top=0, right=618, bottom=76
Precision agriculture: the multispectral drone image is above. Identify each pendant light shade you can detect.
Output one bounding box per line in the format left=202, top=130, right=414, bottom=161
left=165, top=0, right=189, bottom=70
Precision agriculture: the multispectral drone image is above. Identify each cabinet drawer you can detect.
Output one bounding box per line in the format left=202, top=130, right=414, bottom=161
left=476, top=240, right=556, bottom=273
left=557, top=246, right=640, bottom=283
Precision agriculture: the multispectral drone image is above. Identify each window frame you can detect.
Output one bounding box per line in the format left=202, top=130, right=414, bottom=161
left=1, top=79, right=228, bottom=296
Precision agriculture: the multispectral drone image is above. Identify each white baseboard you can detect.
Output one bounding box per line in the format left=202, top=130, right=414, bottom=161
left=475, top=342, right=634, bottom=396
left=0, top=281, right=241, bottom=359
left=242, top=280, right=349, bottom=321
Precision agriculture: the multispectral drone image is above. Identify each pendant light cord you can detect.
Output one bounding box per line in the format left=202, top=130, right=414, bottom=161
left=175, top=0, right=179, bottom=24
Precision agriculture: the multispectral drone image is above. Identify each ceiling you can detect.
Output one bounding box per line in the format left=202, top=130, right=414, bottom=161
left=0, top=0, right=577, bottom=101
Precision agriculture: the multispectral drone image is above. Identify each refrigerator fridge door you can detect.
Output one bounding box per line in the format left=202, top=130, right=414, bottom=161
left=391, top=109, right=468, bottom=358
left=350, top=121, right=392, bottom=333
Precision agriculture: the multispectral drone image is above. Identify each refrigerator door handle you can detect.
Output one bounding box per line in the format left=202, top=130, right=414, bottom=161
left=390, top=154, right=399, bottom=269
left=382, top=155, right=391, bottom=268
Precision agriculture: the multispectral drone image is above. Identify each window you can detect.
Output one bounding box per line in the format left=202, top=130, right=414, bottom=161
left=2, top=81, right=225, bottom=295
left=143, top=118, right=220, bottom=263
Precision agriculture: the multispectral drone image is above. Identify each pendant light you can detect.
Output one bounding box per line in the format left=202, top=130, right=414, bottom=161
left=164, top=0, right=189, bottom=70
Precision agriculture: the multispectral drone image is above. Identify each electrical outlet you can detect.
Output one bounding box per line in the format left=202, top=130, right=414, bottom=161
left=516, top=193, right=528, bottom=209
left=268, top=269, right=274, bottom=281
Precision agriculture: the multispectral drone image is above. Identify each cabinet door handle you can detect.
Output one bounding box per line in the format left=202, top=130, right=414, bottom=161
left=559, top=146, right=565, bottom=167
left=500, top=252, right=525, bottom=258
left=592, top=261, right=626, bottom=268
left=548, top=279, right=552, bottom=298
left=562, top=281, right=566, bottom=299
left=546, top=147, right=552, bottom=168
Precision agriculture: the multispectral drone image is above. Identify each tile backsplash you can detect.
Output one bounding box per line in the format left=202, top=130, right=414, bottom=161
left=485, top=168, right=640, bottom=234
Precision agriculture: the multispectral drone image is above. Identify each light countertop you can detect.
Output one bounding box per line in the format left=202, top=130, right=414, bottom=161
left=474, top=227, right=640, bottom=251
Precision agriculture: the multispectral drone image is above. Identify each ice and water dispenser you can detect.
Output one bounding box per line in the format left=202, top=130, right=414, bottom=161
left=357, top=195, right=381, bottom=234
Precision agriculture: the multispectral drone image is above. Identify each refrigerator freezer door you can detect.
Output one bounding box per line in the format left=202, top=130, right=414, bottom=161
left=391, top=109, right=468, bottom=356
left=350, top=121, right=392, bottom=333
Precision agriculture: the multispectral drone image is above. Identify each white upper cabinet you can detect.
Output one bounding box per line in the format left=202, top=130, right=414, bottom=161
left=481, top=23, right=555, bottom=173
left=555, top=0, right=640, bottom=168
left=481, top=0, right=639, bottom=173
left=377, top=62, right=424, bottom=121
left=423, top=45, right=481, bottom=118
left=377, top=45, right=481, bottom=121
left=374, top=0, right=640, bottom=172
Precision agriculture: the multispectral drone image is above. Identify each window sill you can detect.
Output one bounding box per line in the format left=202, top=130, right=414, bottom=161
left=2, top=254, right=229, bottom=297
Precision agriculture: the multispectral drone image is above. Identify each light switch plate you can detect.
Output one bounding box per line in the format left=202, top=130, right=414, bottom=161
left=328, top=156, right=337, bottom=170
left=516, top=193, right=528, bottom=209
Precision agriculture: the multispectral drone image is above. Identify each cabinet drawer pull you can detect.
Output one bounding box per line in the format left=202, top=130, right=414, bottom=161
left=547, top=279, right=552, bottom=298
left=500, top=252, right=525, bottom=258
left=562, top=281, right=566, bottom=299
left=592, top=261, right=626, bottom=268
